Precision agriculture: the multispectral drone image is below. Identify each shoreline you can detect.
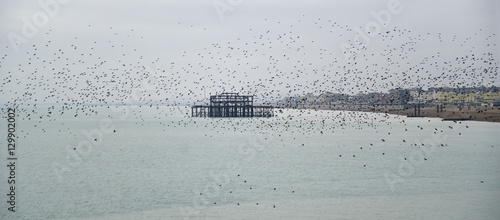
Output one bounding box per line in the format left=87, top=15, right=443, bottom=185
left=275, top=104, right=500, bottom=123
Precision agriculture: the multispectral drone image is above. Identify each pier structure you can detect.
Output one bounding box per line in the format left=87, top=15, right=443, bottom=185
left=191, top=92, right=274, bottom=117
left=407, top=103, right=424, bottom=117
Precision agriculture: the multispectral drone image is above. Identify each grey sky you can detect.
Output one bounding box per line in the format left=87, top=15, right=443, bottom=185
left=0, top=0, right=499, bottom=105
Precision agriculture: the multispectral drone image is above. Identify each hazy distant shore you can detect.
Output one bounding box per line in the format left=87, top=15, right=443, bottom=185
left=276, top=104, right=500, bottom=123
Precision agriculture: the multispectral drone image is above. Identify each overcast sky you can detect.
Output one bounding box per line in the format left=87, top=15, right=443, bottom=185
left=1, top=0, right=499, bottom=105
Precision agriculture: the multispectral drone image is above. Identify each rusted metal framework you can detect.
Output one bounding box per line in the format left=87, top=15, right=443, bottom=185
left=191, top=93, right=274, bottom=117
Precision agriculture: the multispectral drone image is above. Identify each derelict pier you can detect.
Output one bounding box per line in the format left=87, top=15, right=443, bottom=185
left=191, top=93, right=274, bottom=117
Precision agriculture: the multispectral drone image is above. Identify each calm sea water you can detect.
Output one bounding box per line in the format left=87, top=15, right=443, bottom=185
left=1, top=106, right=499, bottom=219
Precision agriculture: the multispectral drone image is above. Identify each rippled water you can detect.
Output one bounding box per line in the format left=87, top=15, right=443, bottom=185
left=1, top=106, right=499, bottom=219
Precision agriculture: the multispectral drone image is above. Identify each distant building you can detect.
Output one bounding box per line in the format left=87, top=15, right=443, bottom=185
left=319, top=92, right=349, bottom=105
left=389, top=88, right=410, bottom=105
left=279, top=86, right=500, bottom=106
left=298, top=93, right=320, bottom=105
left=408, top=88, right=438, bottom=104
left=278, top=96, right=299, bottom=106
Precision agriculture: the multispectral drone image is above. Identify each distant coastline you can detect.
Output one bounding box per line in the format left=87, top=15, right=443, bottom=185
left=276, top=104, right=500, bottom=123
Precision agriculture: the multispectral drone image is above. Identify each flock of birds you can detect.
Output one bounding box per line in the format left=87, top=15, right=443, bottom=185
left=0, top=15, right=497, bottom=112
left=0, top=14, right=497, bottom=211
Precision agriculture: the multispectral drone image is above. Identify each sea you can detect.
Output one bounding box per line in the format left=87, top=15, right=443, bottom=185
left=1, top=105, right=499, bottom=220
